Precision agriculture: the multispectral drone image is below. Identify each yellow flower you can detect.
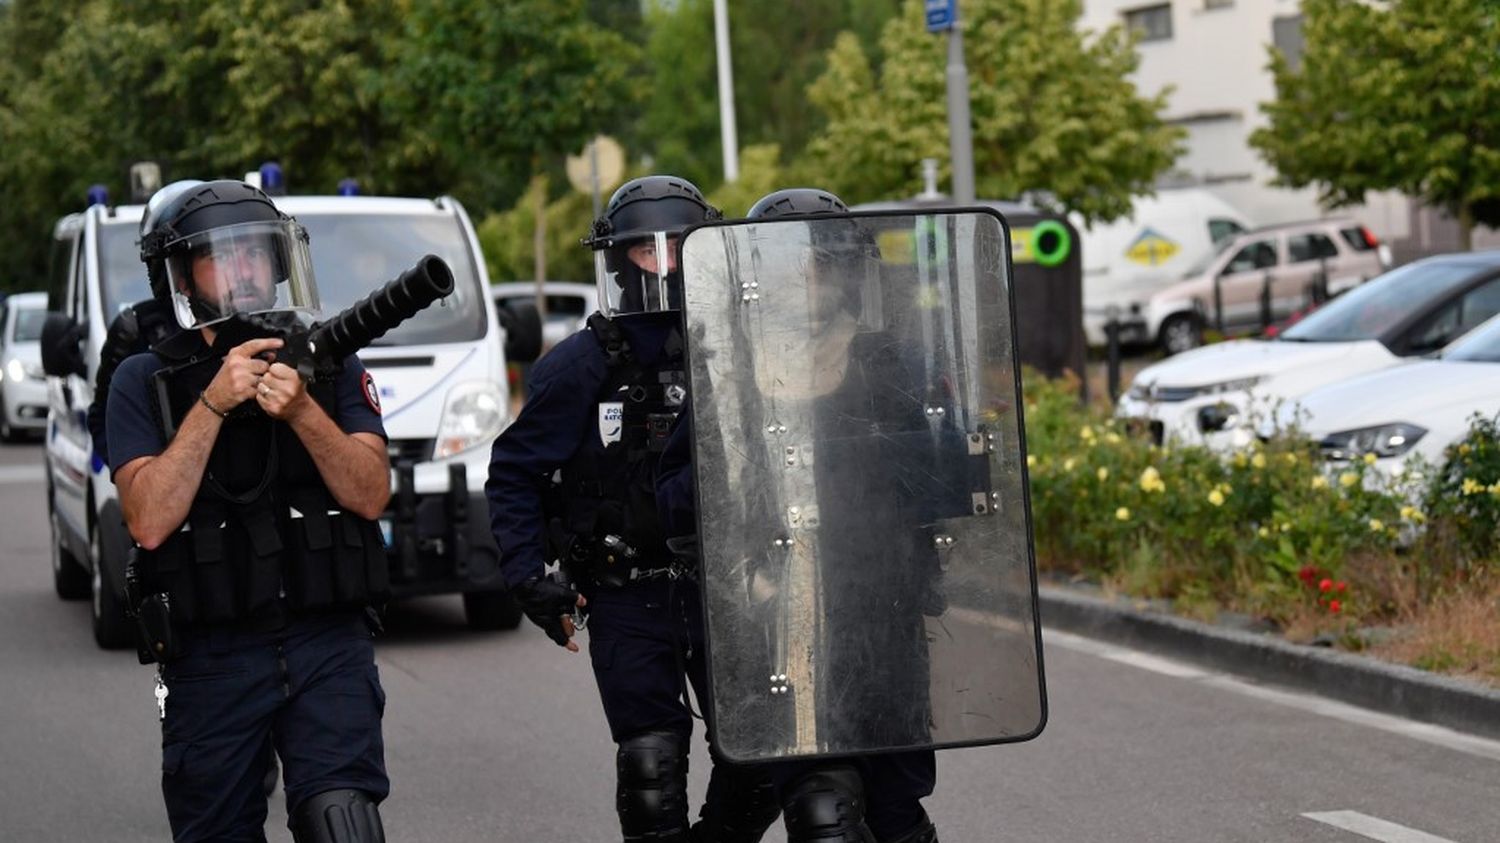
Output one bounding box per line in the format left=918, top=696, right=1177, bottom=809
left=1400, top=506, right=1427, bottom=524
left=1283, top=453, right=1299, bottom=466
left=1280, top=522, right=1292, bottom=532
left=1063, top=457, right=1077, bottom=472
left=1490, top=482, right=1500, bottom=496
left=1138, top=466, right=1165, bottom=493
left=1097, top=467, right=1110, bottom=482
left=1251, top=453, right=1267, bottom=470
left=1462, top=477, right=1483, bottom=495
left=1459, top=444, right=1472, bottom=455
left=1232, top=453, right=1248, bottom=469
left=1104, top=432, right=1123, bottom=445
left=1368, top=518, right=1384, bottom=532
left=1026, top=454, right=1037, bottom=468
left=1217, top=482, right=1233, bottom=496
left=1080, top=425, right=1096, bottom=440
left=1115, top=507, right=1131, bottom=522
left=1257, top=526, right=1270, bottom=538
left=1207, top=489, right=1226, bottom=507
left=1311, top=476, right=1329, bottom=490
left=1363, top=452, right=1378, bottom=465
left=1339, top=472, right=1358, bottom=488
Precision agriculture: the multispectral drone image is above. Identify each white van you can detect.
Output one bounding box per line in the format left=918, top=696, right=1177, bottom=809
left=40, top=192, right=537, bottom=648
left=1074, top=188, right=1252, bottom=346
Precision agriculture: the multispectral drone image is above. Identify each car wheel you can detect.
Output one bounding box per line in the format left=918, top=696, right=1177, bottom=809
left=1160, top=315, right=1203, bottom=356
left=0, top=394, right=17, bottom=443
left=50, top=494, right=90, bottom=600
left=91, top=520, right=134, bottom=650
left=462, top=589, right=524, bottom=631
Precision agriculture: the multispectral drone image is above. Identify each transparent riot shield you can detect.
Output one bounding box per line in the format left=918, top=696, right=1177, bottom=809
left=680, top=210, right=1045, bottom=763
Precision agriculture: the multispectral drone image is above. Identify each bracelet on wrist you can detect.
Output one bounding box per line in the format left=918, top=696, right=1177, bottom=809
left=199, top=391, right=229, bottom=419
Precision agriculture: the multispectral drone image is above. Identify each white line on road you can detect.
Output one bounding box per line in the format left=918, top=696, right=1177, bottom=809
left=0, top=465, right=44, bottom=486
left=1042, top=628, right=1500, bottom=764
left=1302, top=810, right=1457, bottom=842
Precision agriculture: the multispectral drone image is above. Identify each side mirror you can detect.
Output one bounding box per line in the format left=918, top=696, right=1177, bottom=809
left=40, top=312, right=87, bottom=378
left=497, top=301, right=543, bottom=364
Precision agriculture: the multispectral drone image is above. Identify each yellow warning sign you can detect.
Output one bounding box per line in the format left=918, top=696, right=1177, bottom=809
left=1125, top=228, right=1180, bottom=266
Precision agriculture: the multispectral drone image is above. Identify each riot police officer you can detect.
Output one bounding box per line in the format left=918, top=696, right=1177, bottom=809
left=657, top=188, right=941, bottom=843
left=107, top=180, right=392, bottom=843
left=486, top=175, right=780, bottom=842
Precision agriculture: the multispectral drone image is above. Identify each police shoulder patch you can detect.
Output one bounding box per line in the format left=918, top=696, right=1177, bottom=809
left=362, top=371, right=382, bottom=415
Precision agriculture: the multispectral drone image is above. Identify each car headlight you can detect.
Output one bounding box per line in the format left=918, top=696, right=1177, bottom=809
left=433, top=381, right=510, bottom=460
left=1192, top=376, right=1263, bottom=397
left=5, top=359, right=23, bottom=383
left=1125, top=375, right=1263, bottom=403
left=1319, top=423, right=1427, bottom=461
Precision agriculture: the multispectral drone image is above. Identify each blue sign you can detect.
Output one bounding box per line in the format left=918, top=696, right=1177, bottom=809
left=926, top=0, right=956, bottom=32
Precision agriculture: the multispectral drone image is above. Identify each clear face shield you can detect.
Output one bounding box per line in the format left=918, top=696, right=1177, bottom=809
left=163, top=219, right=319, bottom=330
left=595, top=231, right=680, bottom=316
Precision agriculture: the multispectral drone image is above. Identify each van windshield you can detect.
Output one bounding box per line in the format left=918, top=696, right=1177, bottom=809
left=1280, top=261, right=1479, bottom=343
left=100, top=212, right=486, bottom=345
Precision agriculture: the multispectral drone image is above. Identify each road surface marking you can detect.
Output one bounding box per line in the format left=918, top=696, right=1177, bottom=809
left=1042, top=628, right=1500, bottom=764
left=0, top=465, right=44, bottom=486
left=1302, top=810, right=1457, bottom=842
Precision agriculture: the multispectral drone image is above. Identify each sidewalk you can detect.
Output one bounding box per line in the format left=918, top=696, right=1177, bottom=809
left=1038, top=583, right=1500, bottom=741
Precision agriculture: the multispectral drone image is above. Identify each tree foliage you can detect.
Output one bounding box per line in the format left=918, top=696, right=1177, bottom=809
left=801, top=0, right=1182, bottom=224
left=1250, top=0, right=1500, bottom=246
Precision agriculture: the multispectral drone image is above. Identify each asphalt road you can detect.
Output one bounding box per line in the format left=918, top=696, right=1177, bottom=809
left=1, top=439, right=1497, bottom=842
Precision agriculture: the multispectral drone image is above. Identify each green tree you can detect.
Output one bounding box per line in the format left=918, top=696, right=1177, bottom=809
left=801, top=0, right=1182, bottom=224
left=1250, top=0, right=1500, bottom=250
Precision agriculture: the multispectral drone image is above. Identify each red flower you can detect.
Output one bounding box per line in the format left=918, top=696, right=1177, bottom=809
left=1329, top=600, right=1342, bottom=613
left=1319, top=578, right=1333, bottom=592
left=1298, top=565, right=1319, bottom=584
left=1335, top=581, right=1347, bottom=593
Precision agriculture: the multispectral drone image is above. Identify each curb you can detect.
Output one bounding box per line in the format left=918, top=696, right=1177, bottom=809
left=1037, top=585, right=1500, bottom=742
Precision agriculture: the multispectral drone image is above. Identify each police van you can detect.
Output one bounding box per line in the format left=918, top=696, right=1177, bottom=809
left=40, top=184, right=538, bottom=648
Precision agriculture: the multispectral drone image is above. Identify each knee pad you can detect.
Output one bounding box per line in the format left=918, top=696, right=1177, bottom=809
left=290, top=788, right=385, bottom=843
left=617, top=730, right=690, bottom=841
left=782, top=767, right=876, bottom=843
left=693, top=763, right=780, bottom=842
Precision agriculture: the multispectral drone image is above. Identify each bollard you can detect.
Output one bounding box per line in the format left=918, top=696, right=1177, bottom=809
left=1104, top=306, right=1122, bottom=405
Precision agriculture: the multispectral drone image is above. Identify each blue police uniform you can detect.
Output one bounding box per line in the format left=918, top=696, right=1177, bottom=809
left=657, top=408, right=938, bottom=843
left=487, top=314, right=777, bottom=841
left=108, top=347, right=389, bottom=843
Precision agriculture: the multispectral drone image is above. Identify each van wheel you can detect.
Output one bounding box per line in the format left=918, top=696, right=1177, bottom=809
left=50, top=499, right=90, bottom=600
left=1160, top=315, right=1203, bottom=355
left=91, top=521, right=134, bottom=650
left=463, top=589, right=524, bottom=631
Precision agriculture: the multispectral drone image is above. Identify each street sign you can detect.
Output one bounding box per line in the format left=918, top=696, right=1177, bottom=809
left=926, top=0, right=956, bottom=32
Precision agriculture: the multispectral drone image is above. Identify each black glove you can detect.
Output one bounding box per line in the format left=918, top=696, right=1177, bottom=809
left=513, top=574, right=582, bottom=647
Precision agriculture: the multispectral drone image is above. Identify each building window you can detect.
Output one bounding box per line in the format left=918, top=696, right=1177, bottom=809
left=1272, top=15, right=1306, bottom=72
left=1204, top=0, right=1233, bottom=10
left=1125, top=4, right=1173, bottom=42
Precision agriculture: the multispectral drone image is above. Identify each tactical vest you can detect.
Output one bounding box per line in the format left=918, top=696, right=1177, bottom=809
left=135, top=335, right=389, bottom=626
left=544, top=314, right=685, bottom=585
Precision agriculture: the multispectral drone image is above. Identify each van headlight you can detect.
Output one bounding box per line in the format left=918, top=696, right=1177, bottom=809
left=1319, top=423, right=1426, bottom=461
left=5, top=359, right=22, bottom=383
left=433, top=381, right=509, bottom=460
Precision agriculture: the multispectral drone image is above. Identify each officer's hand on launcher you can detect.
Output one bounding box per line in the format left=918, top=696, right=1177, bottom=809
left=514, top=575, right=588, bottom=652
left=256, top=358, right=313, bottom=421
left=204, top=338, right=281, bottom=412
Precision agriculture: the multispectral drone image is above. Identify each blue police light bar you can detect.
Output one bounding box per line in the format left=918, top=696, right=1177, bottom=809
left=86, top=184, right=110, bottom=207
left=337, top=178, right=360, bottom=197
left=259, top=161, right=287, bottom=196
left=926, top=0, right=956, bottom=32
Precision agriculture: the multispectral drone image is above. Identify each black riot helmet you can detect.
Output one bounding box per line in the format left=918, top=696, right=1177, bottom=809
left=584, top=175, right=720, bottom=315
left=746, top=187, right=850, bottom=219
left=139, top=179, right=320, bottom=331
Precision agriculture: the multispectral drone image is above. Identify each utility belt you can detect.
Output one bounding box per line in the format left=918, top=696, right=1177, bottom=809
left=556, top=532, right=697, bottom=591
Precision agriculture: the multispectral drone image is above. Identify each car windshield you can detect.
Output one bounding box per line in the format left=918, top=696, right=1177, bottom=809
left=1280, top=261, right=1482, bottom=343
left=102, top=211, right=486, bottom=345
left=12, top=307, right=47, bottom=342
left=1180, top=238, right=1233, bottom=279
left=1441, top=313, right=1500, bottom=363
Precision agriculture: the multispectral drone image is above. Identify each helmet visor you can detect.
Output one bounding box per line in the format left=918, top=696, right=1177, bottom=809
left=596, top=231, right=680, bottom=315
left=163, top=220, right=318, bottom=330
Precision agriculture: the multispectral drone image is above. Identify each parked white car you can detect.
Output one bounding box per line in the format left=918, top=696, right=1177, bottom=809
left=492, top=280, right=596, bottom=350
left=1283, top=312, right=1500, bottom=475
left=0, top=291, right=49, bottom=441
left=1118, top=252, right=1500, bottom=449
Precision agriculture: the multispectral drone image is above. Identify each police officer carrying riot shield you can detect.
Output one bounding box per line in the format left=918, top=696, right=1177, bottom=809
left=486, top=175, right=780, bottom=842
left=108, top=180, right=393, bottom=843
left=668, top=190, right=1049, bottom=842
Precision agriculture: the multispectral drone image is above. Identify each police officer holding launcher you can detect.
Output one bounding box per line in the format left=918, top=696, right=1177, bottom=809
left=108, top=180, right=392, bottom=843
left=657, top=188, right=940, bottom=843
left=486, top=175, right=780, bottom=842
